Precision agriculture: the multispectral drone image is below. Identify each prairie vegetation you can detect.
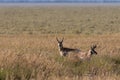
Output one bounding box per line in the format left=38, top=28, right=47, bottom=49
left=0, top=6, right=120, bottom=34
left=0, top=5, right=120, bottom=80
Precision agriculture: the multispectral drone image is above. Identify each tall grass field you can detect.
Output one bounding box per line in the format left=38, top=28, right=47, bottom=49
left=0, top=5, right=120, bottom=80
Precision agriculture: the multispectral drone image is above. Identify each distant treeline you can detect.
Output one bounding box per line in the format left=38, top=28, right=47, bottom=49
left=0, top=0, right=120, bottom=3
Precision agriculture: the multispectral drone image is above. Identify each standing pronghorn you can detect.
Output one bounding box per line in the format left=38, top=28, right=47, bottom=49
left=56, top=37, right=80, bottom=56
left=75, top=45, right=97, bottom=60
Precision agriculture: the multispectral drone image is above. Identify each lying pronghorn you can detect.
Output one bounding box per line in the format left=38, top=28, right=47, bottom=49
left=75, top=45, right=97, bottom=60
left=56, top=37, right=80, bottom=56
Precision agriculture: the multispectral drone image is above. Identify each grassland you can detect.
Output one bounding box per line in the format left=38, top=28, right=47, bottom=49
left=0, top=6, right=120, bottom=34
left=0, top=5, right=120, bottom=80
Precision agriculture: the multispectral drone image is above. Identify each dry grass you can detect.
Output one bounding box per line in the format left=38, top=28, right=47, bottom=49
left=0, top=5, right=120, bottom=80
left=0, top=34, right=120, bottom=80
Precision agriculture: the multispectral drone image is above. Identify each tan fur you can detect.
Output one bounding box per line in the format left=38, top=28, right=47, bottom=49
left=75, top=45, right=97, bottom=60
left=76, top=50, right=92, bottom=60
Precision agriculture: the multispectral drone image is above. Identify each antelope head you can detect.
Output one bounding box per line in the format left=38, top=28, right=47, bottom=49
left=56, top=37, right=64, bottom=49
left=90, top=45, right=97, bottom=55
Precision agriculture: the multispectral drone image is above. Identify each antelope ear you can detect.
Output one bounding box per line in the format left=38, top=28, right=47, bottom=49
left=61, top=37, right=64, bottom=42
left=91, top=45, right=97, bottom=49
left=91, top=46, right=93, bottom=49
left=93, top=45, right=97, bottom=49
left=94, top=45, right=97, bottom=48
left=56, top=37, right=59, bottom=42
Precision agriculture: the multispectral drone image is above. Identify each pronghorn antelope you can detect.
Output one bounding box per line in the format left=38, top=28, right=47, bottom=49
left=75, top=45, right=97, bottom=60
left=56, top=37, right=80, bottom=56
